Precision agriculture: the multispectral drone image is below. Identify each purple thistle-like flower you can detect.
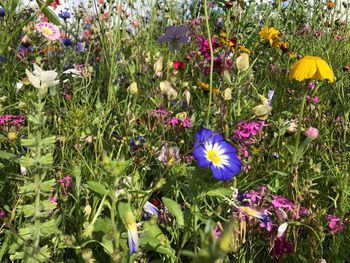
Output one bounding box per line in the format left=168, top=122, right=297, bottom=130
left=192, top=128, right=241, bottom=181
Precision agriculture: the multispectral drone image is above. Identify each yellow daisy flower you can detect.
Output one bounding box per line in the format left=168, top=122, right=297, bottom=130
left=289, top=56, right=335, bottom=83
left=259, top=27, right=279, bottom=46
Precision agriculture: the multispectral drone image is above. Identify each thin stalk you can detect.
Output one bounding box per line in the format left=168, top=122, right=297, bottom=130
left=204, top=0, right=214, bottom=128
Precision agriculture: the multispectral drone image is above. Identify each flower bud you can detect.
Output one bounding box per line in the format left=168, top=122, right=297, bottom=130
left=286, top=121, right=297, bottom=134
left=236, top=53, right=249, bottom=71
left=222, top=88, right=232, bottom=100
left=304, top=127, right=319, bottom=139
left=127, top=82, right=138, bottom=95
left=253, top=104, right=272, bottom=120
left=153, top=56, right=163, bottom=74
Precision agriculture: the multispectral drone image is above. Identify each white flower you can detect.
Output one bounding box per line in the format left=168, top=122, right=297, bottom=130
left=25, top=63, right=59, bottom=91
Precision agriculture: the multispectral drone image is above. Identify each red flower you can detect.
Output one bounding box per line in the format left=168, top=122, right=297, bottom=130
left=173, top=60, right=186, bottom=70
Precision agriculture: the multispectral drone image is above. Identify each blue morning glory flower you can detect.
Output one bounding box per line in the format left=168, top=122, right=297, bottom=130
left=0, top=5, right=5, bottom=17
left=192, top=128, right=242, bottom=181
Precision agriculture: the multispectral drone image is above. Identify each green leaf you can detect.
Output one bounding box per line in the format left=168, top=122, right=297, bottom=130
left=94, top=217, right=113, bottom=234
left=18, top=225, right=34, bottom=240
left=0, top=150, right=18, bottom=161
left=41, top=199, right=57, bottom=211
left=85, top=181, right=109, bottom=195
left=20, top=156, right=35, bottom=168
left=161, top=197, right=184, bottom=226
left=21, top=137, right=36, bottom=147
left=205, top=187, right=232, bottom=197
left=41, top=136, right=56, bottom=146
left=41, top=179, right=56, bottom=192
left=38, top=153, right=54, bottom=166
left=40, top=219, right=58, bottom=236
left=102, top=234, right=114, bottom=254
left=36, top=0, right=61, bottom=25
left=21, top=205, right=35, bottom=217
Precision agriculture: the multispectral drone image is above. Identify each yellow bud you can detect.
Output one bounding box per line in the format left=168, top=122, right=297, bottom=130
left=127, top=82, right=138, bottom=95
left=153, top=56, right=163, bottom=73
left=253, top=104, right=272, bottom=120
left=222, top=88, right=232, bottom=100
left=7, top=131, right=18, bottom=141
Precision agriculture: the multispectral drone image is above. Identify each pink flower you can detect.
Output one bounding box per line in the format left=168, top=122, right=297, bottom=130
left=167, top=117, right=179, bottom=126
left=304, top=127, right=319, bottom=139
left=180, top=117, right=193, bottom=128
left=36, top=22, right=61, bottom=41
left=325, top=215, right=346, bottom=234
left=173, top=60, right=186, bottom=70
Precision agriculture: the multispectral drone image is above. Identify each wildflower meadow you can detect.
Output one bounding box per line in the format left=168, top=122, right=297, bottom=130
left=0, top=0, right=350, bottom=262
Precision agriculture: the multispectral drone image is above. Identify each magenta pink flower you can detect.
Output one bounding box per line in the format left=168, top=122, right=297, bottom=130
left=325, top=215, right=346, bottom=234
left=36, top=22, right=61, bottom=41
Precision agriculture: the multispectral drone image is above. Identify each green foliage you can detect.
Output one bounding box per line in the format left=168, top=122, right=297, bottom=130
left=0, top=0, right=349, bottom=262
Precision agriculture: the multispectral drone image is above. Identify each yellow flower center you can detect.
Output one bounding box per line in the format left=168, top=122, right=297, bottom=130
left=207, top=149, right=222, bottom=165
left=42, top=27, right=52, bottom=35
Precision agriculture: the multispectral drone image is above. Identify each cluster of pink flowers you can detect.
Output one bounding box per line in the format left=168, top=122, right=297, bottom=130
left=306, top=95, right=320, bottom=104
left=325, top=214, right=347, bottom=234
left=196, top=35, right=233, bottom=75
left=0, top=114, right=25, bottom=125
left=233, top=120, right=266, bottom=170
left=166, top=116, right=192, bottom=128
left=234, top=186, right=308, bottom=260
left=0, top=114, right=25, bottom=130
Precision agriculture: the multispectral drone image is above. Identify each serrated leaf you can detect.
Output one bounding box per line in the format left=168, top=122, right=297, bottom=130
left=161, top=197, right=184, bottom=226
left=85, top=181, right=109, bottom=195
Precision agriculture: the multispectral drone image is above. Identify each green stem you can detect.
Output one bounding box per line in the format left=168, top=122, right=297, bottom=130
left=292, top=90, right=307, bottom=165
left=204, top=0, right=214, bottom=128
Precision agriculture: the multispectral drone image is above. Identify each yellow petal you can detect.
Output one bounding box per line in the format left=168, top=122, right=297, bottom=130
left=315, top=57, right=334, bottom=82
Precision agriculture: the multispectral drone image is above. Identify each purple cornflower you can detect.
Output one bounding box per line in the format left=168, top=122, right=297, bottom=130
left=58, top=8, right=71, bottom=20
left=325, top=215, right=346, bottom=234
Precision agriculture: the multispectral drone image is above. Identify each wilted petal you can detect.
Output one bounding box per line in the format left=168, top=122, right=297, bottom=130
left=277, top=222, right=289, bottom=238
